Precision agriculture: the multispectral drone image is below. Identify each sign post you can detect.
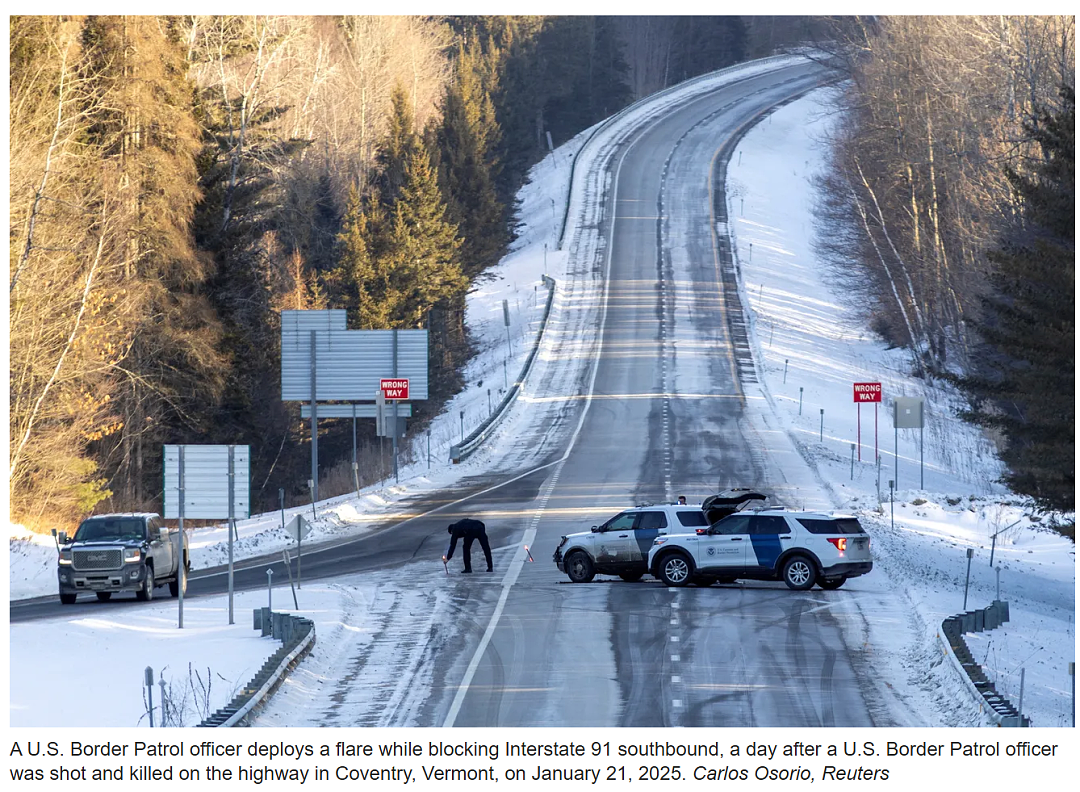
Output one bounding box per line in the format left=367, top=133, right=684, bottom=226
left=853, top=383, right=882, bottom=462
left=894, top=396, right=925, bottom=490
left=381, top=375, right=409, bottom=483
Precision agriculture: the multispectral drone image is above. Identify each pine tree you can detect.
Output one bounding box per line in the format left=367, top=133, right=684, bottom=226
left=436, top=42, right=507, bottom=277
left=376, top=85, right=421, bottom=209
left=334, top=187, right=392, bottom=329
left=381, top=149, right=467, bottom=329
left=959, top=85, right=1074, bottom=513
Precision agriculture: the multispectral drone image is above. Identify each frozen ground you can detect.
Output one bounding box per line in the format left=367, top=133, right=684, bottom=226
left=8, top=65, right=1073, bottom=728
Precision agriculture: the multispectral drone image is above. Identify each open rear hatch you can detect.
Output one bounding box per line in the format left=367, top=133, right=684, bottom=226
left=701, top=490, right=768, bottom=524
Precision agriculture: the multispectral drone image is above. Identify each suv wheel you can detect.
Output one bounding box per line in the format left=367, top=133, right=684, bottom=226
left=59, top=592, right=77, bottom=605
left=781, top=556, right=816, bottom=590
left=818, top=577, right=846, bottom=590
left=565, top=551, right=595, bottom=583
left=659, top=552, right=692, bottom=587
left=136, top=566, right=155, bottom=601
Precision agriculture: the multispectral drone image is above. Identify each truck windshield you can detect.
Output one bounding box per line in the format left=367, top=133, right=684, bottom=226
left=74, top=518, right=146, bottom=542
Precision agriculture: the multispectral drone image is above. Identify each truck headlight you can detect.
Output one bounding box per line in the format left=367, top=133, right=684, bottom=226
left=58, top=550, right=72, bottom=566
left=123, top=548, right=142, bottom=563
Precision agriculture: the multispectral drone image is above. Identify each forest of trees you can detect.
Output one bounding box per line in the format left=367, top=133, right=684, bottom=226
left=11, top=15, right=791, bottom=530
left=815, top=16, right=1074, bottom=512
left=15, top=15, right=1067, bottom=530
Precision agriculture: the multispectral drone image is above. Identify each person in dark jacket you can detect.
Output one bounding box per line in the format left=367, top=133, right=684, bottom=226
left=446, top=518, right=493, bottom=573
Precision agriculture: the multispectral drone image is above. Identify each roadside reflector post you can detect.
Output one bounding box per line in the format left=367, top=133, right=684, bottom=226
left=783, top=358, right=788, bottom=384
left=460, top=410, right=465, bottom=443
left=819, top=408, right=824, bottom=441
left=307, top=478, right=316, bottom=523
left=963, top=547, right=974, bottom=611
left=145, top=667, right=155, bottom=728
left=995, top=565, right=1001, bottom=601
left=888, top=480, right=894, bottom=530
left=1069, top=662, right=1075, bottom=728
left=798, top=387, right=803, bottom=416
left=267, top=568, right=274, bottom=612
left=427, top=430, right=431, bottom=470
left=488, top=388, right=492, bottom=417
left=850, top=444, right=855, bottom=480
left=282, top=550, right=298, bottom=610
left=1018, top=667, right=1026, bottom=722
left=352, top=461, right=360, bottom=499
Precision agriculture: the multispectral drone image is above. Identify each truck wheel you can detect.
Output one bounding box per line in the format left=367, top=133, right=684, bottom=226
left=59, top=593, right=77, bottom=605
left=169, top=569, right=187, bottom=597
left=136, top=566, right=155, bottom=601
left=95, top=592, right=112, bottom=602
left=565, top=551, right=595, bottom=583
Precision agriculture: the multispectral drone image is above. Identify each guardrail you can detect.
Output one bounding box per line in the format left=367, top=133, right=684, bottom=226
left=937, top=600, right=1029, bottom=726
left=197, top=610, right=315, bottom=727
left=451, top=274, right=556, bottom=463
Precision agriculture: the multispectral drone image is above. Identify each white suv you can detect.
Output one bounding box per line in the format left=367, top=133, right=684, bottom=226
left=553, top=492, right=765, bottom=583
left=647, top=509, right=872, bottom=590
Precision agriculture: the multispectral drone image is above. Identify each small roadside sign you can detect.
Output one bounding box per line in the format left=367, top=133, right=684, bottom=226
left=853, top=382, right=882, bottom=402
left=380, top=378, right=409, bottom=400
left=285, top=514, right=311, bottom=541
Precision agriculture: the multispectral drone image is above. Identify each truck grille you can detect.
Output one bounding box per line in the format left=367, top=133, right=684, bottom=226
left=73, top=548, right=123, bottom=571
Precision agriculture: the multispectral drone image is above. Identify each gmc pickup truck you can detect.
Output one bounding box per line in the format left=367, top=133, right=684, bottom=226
left=55, top=513, right=189, bottom=604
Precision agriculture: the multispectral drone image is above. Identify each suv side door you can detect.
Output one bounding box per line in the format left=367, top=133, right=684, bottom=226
left=593, top=511, right=636, bottom=568
left=697, top=513, right=752, bottom=572
left=630, top=510, right=668, bottom=563
left=748, top=514, right=793, bottom=572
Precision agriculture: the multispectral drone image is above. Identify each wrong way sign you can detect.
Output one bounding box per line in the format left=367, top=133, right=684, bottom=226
left=380, top=378, right=409, bottom=400
left=853, top=382, right=882, bottom=402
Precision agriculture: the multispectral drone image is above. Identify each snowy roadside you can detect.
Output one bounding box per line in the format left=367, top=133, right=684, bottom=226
left=726, top=86, right=1075, bottom=727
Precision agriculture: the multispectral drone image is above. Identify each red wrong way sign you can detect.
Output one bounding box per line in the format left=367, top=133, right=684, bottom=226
left=853, top=382, right=882, bottom=403
left=380, top=378, right=409, bottom=400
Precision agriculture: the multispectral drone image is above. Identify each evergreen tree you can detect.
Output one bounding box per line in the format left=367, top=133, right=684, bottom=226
left=436, top=42, right=507, bottom=277
left=959, top=85, right=1074, bottom=512
left=376, top=85, right=421, bottom=209
left=669, top=17, right=747, bottom=83
left=334, top=187, right=392, bottom=329
left=381, top=148, right=467, bottom=329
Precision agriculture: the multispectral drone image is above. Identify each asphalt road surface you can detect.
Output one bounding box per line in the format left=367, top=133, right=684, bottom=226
left=12, top=60, right=895, bottom=727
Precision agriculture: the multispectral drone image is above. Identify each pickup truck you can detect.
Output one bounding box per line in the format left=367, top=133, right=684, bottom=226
left=55, top=513, right=189, bottom=604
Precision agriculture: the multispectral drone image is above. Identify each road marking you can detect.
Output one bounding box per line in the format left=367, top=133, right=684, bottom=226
left=671, top=654, right=681, bottom=662
left=672, top=675, right=681, bottom=683
left=670, top=618, right=679, bottom=625
left=673, top=699, right=683, bottom=708
left=670, top=636, right=680, bottom=643
left=444, top=115, right=636, bottom=728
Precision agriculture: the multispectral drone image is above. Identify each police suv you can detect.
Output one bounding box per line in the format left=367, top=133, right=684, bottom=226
left=648, top=508, right=872, bottom=590
left=552, top=491, right=766, bottom=583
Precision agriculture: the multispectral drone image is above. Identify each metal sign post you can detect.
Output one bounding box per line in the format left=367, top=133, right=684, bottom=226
left=392, top=329, right=399, bottom=482
left=309, top=330, right=319, bottom=504
left=853, top=383, right=882, bottom=463
left=894, top=396, right=925, bottom=491
left=227, top=445, right=235, bottom=626
left=165, top=444, right=251, bottom=627
left=177, top=446, right=185, bottom=629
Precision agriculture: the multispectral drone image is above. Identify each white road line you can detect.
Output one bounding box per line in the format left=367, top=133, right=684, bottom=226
left=443, top=118, right=637, bottom=728
left=671, top=654, right=681, bottom=662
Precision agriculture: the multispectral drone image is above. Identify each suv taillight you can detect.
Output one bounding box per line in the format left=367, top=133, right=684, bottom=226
left=827, top=537, right=847, bottom=554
